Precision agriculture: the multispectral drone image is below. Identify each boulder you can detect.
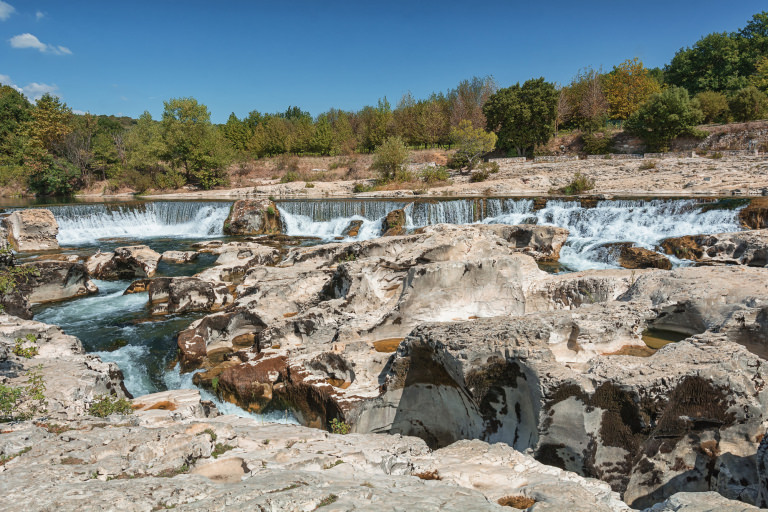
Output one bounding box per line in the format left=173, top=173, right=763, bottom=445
left=148, top=277, right=233, bottom=315
left=159, top=250, right=198, bottom=263
left=223, top=199, right=282, bottom=235
left=740, top=197, right=768, bottom=230
left=382, top=208, right=407, bottom=236
left=18, top=260, right=98, bottom=303
left=85, top=245, right=161, bottom=279
left=615, top=243, right=672, bottom=270
left=479, top=224, right=570, bottom=262
left=341, top=219, right=364, bottom=238
left=661, top=230, right=768, bottom=267
left=2, top=209, right=59, bottom=251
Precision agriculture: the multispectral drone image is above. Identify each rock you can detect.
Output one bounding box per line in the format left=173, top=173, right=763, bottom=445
left=0, top=414, right=630, bottom=511
left=2, top=208, right=59, bottom=251
left=223, top=199, right=282, bottom=235
left=341, top=219, right=364, bottom=238
left=132, top=389, right=218, bottom=427
left=123, top=278, right=151, bottom=294
left=160, top=250, right=198, bottom=264
left=740, top=197, right=768, bottom=229
left=0, top=314, right=130, bottom=419
left=18, top=260, right=98, bottom=303
left=479, top=223, right=569, bottom=262
left=615, top=243, right=672, bottom=270
left=758, top=430, right=768, bottom=507
left=644, top=492, right=762, bottom=511
left=85, top=245, right=161, bottom=280
left=148, top=277, right=233, bottom=315
left=382, top=208, right=407, bottom=236
left=661, top=230, right=768, bottom=267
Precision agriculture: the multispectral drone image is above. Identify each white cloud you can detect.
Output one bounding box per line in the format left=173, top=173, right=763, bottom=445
left=9, top=33, right=71, bottom=55
left=35, top=10, right=44, bottom=21
left=0, top=73, right=58, bottom=101
left=0, top=1, right=15, bottom=21
left=72, top=109, right=86, bottom=115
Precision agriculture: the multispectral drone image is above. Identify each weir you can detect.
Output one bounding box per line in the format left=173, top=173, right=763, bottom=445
left=51, top=201, right=233, bottom=245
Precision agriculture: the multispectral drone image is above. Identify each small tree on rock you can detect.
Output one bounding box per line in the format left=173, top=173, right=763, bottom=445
left=448, top=120, right=497, bottom=170
left=371, top=136, right=409, bottom=182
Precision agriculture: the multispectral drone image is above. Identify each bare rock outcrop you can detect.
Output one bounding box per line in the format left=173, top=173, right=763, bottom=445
left=222, top=198, right=282, bottom=235
left=661, top=230, right=768, bottom=267
left=148, top=277, right=233, bottom=315
left=86, top=245, right=161, bottom=279
left=19, top=260, right=98, bottom=303
left=614, top=243, right=672, bottom=270
left=2, top=208, right=59, bottom=251
left=159, top=250, right=198, bottom=263
left=739, top=197, right=768, bottom=229
left=0, top=314, right=129, bottom=419
left=381, top=207, right=407, bottom=236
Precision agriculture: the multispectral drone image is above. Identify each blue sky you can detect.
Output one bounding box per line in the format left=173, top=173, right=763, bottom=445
left=1, top=1, right=766, bottom=123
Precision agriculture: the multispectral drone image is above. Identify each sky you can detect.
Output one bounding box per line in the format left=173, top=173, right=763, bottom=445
left=0, top=0, right=766, bottom=123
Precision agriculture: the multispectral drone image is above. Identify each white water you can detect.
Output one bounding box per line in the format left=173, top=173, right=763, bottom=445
left=51, top=201, right=232, bottom=245
left=278, top=198, right=743, bottom=270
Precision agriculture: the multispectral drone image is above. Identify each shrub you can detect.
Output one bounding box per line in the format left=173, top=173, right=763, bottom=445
left=275, top=153, right=300, bottom=172
left=0, top=365, right=47, bottom=421
left=477, top=161, right=500, bottom=173
left=582, top=133, right=612, bottom=155
left=639, top=160, right=657, bottom=170
left=329, top=418, right=350, bottom=435
left=305, top=182, right=315, bottom=188
left=625, top=86, right=704, bottom=151
left=419, top=165, right=450, bottom=184
left=696, top=91, right=729, bottom=123
left=371, top=136, right=410, bottom=182
left=13, top=334, right=38, bottom=358
left=728, top=86, right=768, bottom=122
left=557, top=172, right=595, bottom=195
left=470, top=170, right=490, bottom=182
left=89, top=394, right=134, bottom=418
left=280, top=171, right=300, bottom=183
left=353, top=182, right=374, bottom=193
left=449, top=120, right=497, bottom=170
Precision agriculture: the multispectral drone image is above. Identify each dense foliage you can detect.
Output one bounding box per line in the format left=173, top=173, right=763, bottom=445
left=0, top=11, right=767, bottom=196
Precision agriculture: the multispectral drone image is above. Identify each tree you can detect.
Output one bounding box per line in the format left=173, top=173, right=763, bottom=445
left=370, top=136, right=409, bottom=182
left=161, top=97, right=229, bottom=189
left=665, top=32, right=748, bottom=93
left=750, top=56, right=768, bottom=92
left=483, top=77, right=558, bottom=157
left=28, top=93, right=73, bottom=153
left=695, top=91, right=730, bottom=123
left=448, top=120, right=497, bottom=170
left=448, top=76, right=497, bottom=129
left=603, top=58, right=662, bottom=121
left=357, top=98, right=393, bottom=152
left=0, top=85, right=32, bottom=168
left=625, top=87, right=704, bottom=151
left=222, top=113, right=251, bottom=152
left=566, top=68, right=609, bottom=133
left=728, top=86, right=768, bottom=121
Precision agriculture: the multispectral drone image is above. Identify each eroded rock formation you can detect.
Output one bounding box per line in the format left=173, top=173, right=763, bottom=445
left=2, top=208, right=59, bottom=251
left=86, top=245, right=161, bottom=279
left=223, top=198, right=282, bottom=235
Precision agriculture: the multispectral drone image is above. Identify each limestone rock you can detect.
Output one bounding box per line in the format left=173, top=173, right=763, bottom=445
left=148, top=277, right=233, bottom=315
left=160, top=250, right=198, bottom=263
left=740, top=197, right=768, bottom=229
left=223, top=199, right=282, bottom=235
left=615, top=243, right=672, bottom=270
left=19, top=260, right=98, bottom=303
left=0, top=314, right=129, bottom=419
left=86, top=245, right=161, bottom=279
left=2, top=208, right=59, bottom=251
left=382, top=208, right=407, bottom=236
left=661, top=230, right=768, bottom=267
left=132, top=389, right=219, bottom=426
left=341, top=219, right=364, bottom=238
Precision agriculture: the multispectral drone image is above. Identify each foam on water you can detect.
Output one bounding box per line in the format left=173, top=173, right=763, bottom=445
left=52, top=201, right=232, bottom=245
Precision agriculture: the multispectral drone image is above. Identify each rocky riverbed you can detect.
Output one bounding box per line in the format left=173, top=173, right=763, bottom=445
left=2, top=199, right=768, bottom=511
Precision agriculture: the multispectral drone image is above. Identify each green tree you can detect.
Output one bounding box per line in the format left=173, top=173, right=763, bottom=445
left=728, top=86, right=768, bottom=121
left=603, top=58, right=661, bottom=121
left=665, top=32, right=748, bottom=93
left=310, top=116, right=335, bottom=155
left=625, top=87, right=704, bottom=151
left=448, top=120, right=497, bottom=170
left=563, top=68, right=609, bottom=133
left=371, top=136, right=409, bottom=182
left=695, top=91, right=730, bottom=123
left=28, top=93, right=73, bottom=153
left=483, top=77, right=558, bottom=157
left=222, top=113, right=252, bottom=152
left=161, top=97, right=229, bottom=189
left=357, top=98, right=393, bottom=152
left=750, top=56, right=768, bottom=92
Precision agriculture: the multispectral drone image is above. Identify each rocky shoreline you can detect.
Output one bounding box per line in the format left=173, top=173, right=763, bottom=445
left=2, top=200, right=768, bottom=511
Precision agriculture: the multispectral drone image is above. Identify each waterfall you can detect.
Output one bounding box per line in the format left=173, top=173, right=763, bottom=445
left=278, top=198, right=743, bottom=270
left=51, top=201, right=233, bottom=245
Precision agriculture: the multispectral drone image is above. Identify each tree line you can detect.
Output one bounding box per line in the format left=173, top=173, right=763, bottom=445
left=1, top=11, right=767, bottom=195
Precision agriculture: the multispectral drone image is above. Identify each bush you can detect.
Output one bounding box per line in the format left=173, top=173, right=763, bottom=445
left=479, top=161, right=500, bottom=174
left=728, top=86, right=768, bottom=122
left=330, top=418, right=350, bottom=435
left=449, top=120, right=497, bottom=170
left=0, top=365, right=47, bottom=421
left=696, top=91, right=729, bottom=123
left=470, top=169, right=490, bottom=182
left=625, top=87, right=704, bottom=151
left=582, top=133, right=612, bottom=155
left=639, top=160, right=657, bottom=170
left=13, top=334, right=38, bottom=358
left=353, top=182, right=374, bottom=193
left=371, top=136, right=410, bottom=182
left=420, top=165, right=450, bottom=184
left=89, top=394, right=134, bottom=417
left=557, top=172, right=595, bottom=195
left=275, top=153, right=300, bottom=172
left=28, top=158, right=79, bottom=196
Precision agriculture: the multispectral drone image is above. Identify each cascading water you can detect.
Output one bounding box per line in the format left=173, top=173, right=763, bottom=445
left=277, top=198, right=743, bottom=270
left=51, top=201, right=232, bottom=245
